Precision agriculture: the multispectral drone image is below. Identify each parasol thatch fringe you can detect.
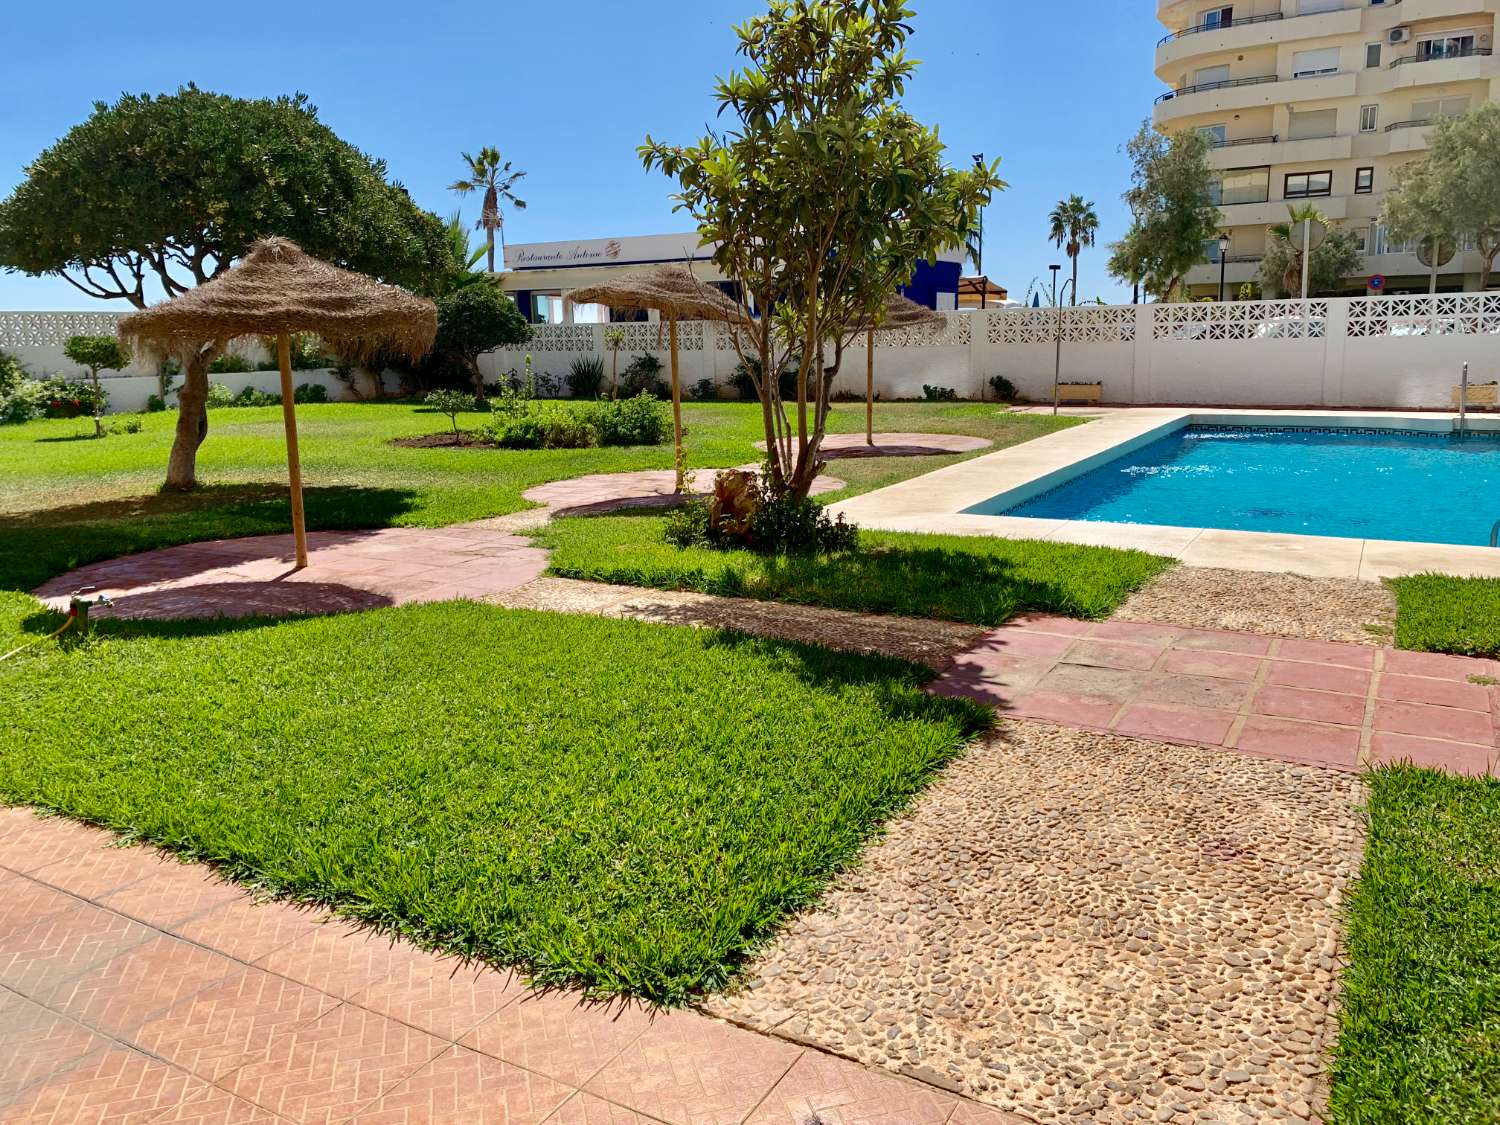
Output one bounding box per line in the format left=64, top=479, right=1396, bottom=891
left=852, top=293, right=947, bottom=334
left=117, top=237, right=437, bottom=365
left=566, top=264, right=749, bottom=326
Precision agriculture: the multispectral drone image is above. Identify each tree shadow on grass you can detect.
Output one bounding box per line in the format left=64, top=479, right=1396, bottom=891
left=34, top=432, right=106, bottom=444
left=1, top=483, right=424, bottom=594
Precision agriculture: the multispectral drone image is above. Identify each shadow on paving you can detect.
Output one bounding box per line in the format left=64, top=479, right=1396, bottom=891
left=0, top=483, right=424, bottom=594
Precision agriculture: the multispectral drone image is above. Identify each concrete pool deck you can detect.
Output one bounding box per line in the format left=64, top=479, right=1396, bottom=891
left=828, top=407, right=1500, bottom=581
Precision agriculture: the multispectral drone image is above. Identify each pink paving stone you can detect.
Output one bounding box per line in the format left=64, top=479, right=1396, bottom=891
left=1382, top=648, right=1500, bottom=681
left=966, top=628, right=1076, bottom=660
left=1370, top=733, right=1496, bottom=777
left=1232, top=717, right=1362, bottom=770
left=1251, top=685, right=1368, bottom=727
left=1089, top=620, right=1182, bottom=647
left=1172, top=628, right=1274, bottom=656
left=1007, top=691, right=1123, bottom=728
left=1264, top=660, right=1371, bottom=696
left=1373, top=700, right=1495, bottom=746
left=1158, top=648, right=1262, bottom=682
left=1059, top=639, right=1163, bottom=671
left=1275, top=638, right=1378, bottom=670
left=1377, top=673, right=1493, bottom=712
left=992, top=613, right=1095, bottom=637
left=1110, top=703, right=1236, bottom=745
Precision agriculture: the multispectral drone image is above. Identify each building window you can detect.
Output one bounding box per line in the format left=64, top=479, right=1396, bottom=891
left=1285, top=170, right=1333, bottom=199
left=1219, top=166, right=1271, bottom=205
left=1412, top=96, right=1472, bottom=123
left=1416, top=32, right=1477, bottom=61
left=1197, top=123, right=1228, bottom=145
left=1359, top=105, right=1379, bottom=132
left=1365, top=43, right=1382, bottom=68
left=1289, top=108, right=1338, bottom=140
left=1351, top=226, right=1370, bottom=254
left=1355, top=167, right=1374, bottom=193
left=1199, top=5, right=1233, bottom=30
left=1203, top=237, right=1225, bottom=263
left=1291, top=47, right=1341, bottom=77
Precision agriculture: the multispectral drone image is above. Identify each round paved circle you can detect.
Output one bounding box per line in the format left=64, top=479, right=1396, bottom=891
left=521, top=467, right=844, bottom=518
left=752, top=432, right=990, bottom=459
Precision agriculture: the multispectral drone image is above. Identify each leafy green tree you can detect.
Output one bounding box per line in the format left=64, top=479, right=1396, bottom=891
left=0, top=86, right=454, bottom=489
left=642, top=0, right=1001, bottom=498
left=1258, top=205, right=1364, bottom=298
left=434, top=284, right=531, bottom=399
left=1108, top=122, right=1220, bottom=301
left=62, top=335, right=130, bottom=438
left=423, top=389, right=477, bottom=435
left=602, top=327, right=627, bottom=399
left=449, top=147, right=527, bottom=273
left=1382, top=103, right=1500, bottom=290
left=1048, top=195, right=1099, bottom=306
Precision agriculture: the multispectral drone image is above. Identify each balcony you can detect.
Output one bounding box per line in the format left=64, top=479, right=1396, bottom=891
left=1154, top=69, right=1358, bottom=126
left=1389, top=47, right=1498, bottom=87
left=1156, top=5, right=1362, bottom=72
left=1221, top=195, right=1351, bottom=226
left=1209, top=133, right=1354, bottom=168
left=1383, top=117, right=1441, bottom=153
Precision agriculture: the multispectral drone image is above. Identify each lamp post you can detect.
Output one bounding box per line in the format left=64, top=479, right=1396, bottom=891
left=971, top=153, right=986, bottom=307
left=1218, top=232, right=1230, bottom=302
left=1049, top=264, right=1076, bottom=416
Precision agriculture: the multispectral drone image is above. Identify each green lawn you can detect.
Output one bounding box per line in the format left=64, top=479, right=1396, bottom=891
left=0, top=400, right=1077, bottom=591
left=1388, top=574, right=1500, bottom=658
left=535, top=512, right=1172, bottom=624
left=1330, top=766, right=1500, bottom=1123
left=1, top=591, right=986, bottom=1004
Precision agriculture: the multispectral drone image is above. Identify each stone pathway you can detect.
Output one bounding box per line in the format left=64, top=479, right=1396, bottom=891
left=931, top=613, right=1500, bottom=777
left=0, top=807, right=1023, bottom=1125
left=520, top=467, right=843, bottom=519
left=753, top=433, right=992, bottom=459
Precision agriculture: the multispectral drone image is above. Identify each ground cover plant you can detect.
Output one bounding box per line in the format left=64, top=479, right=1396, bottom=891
left=1329, top=765, right=1500, bottom=1122
left=537, top=512, right=1171, bottom=624
left=0, top=400, right=1075, bottom=592
left=0, top=594, right=985, bottom=1003
left=1388, top=573, right=1500, bottom=657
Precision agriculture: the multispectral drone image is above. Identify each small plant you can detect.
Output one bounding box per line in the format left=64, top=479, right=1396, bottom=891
left=603, top=326, right=627, bottom=397
left=209, top=352, right=253, bottom=374
left=568, top=356, right=606, bottom=399
left=988, top=375, right=1017, bottom=402
left=619, top=354, right=668, bottom=399
left=577, top=393, right=671, bottom=446
left=294, top=382, right=329, bottom=404
left=922, top=384, right=959, bottom=402
left=260, top=332, right=329, bottom=371
left=424, top=389, right=478, bottom=435
left=232, top=386, right=281, bottom=407
left=205, top=383, right=235, bottom=408
left=666, top=467, right=858, bottom=555
left=63, top=335, right=129, bottom=437
left=728, top=355, right=799, bottom=402
left=689, top=377, right=717, bottom=401
left=106, top=416, right=144, bottom=435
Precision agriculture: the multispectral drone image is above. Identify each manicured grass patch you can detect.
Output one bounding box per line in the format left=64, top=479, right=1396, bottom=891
left=1389, top=573, right=1500, bottom=657
left=536, top=513, right=1172, bottom=624
left=0, top=401, right=1077, bottom=591
left=1330, top=766, right=1500, bottom=1123
left=1, top=596, right=986, bottom=1004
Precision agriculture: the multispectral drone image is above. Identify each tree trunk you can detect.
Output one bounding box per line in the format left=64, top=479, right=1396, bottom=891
left=90, top=370, right=103, bottom=438
left=1070, top=253, right=1079, bottom=306
left=1481, top=247, right=1496, bottom=292
left=469, top=360, right=487, bottom=403
left=165, top=352, right=212, bottom=490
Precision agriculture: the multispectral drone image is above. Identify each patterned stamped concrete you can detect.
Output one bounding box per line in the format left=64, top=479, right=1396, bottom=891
left=931, top=613, right=1500, bottom=777
left=752, top=433, right=992, bottom=460
left=0, top=807, right=1024, bottom=1125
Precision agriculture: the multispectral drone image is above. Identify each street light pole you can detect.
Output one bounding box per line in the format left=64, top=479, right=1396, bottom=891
left=972, top=153, right=986, bottom=308
left=1218, top=233, right=1230, bottom=302
left=1050, top=264, right=1067, bottom=416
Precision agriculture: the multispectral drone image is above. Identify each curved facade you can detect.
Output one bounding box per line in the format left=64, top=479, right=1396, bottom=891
left=1152, top=0, right=1500, bottom=296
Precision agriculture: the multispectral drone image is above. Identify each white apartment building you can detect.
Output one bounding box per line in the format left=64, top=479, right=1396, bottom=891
left=1153, top=0, right=1499, bottom=297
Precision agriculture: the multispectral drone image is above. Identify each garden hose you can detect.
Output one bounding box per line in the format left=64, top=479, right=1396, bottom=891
left=0, top=614, right=76, bottom=664
left=0, top=589, right=112, bottom=665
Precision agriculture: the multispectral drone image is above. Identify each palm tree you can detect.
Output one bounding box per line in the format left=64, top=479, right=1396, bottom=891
left=449, top=148, right=527, bottom=273
left=1267, top=204, right=1324, bottom=297
left=1047, top=195, right=1100, bottom=306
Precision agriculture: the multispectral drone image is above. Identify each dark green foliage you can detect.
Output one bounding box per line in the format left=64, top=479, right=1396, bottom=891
left=435, top=285, right=531, bottom=393
left=1389, top=574, right=1500, bottom=656
left=689, top=378, right=717, bottom=401
left=0, top=87, right=454, bottom=301
left=576, top=394, right=671, bottom=446
left=209, top=354, right=253, bottom=375
left=231, top=386, right=280, bottom=408
left=205, top=383, right=235, bottom=408
left=749, top=492, right=859, bottom=554
left=988, top=375, right=1017, bottom=402
left=728, top=355, right=798, bottom=402
left=1329, top=766, right=1500, bottom=1122
left=619, top=354, right=668, bottom=399
left=566, top=356, right=606, bottom=399
left=62, top=335, right=129, bottom=375
left=489, top=409, right=601, bottom=451
left=422, top=389, right=477, bottom=435
left=294, top=383, right=329, bottom=404
left=922, top=384, right=958, bottom=402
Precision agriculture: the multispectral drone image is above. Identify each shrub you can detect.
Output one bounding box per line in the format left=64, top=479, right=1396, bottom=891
left=145, top=394, right=168, bottom=413
left=665, top=468, right=858, bottom=556
left=423, top=389, right=477, bottom=435
left=567, top=356, right=606, bottom=399
left=689, top=377, right=717, bottom=401
left=988, top=375, right=1017, bottom=402
left=106, top=416, right=144, bottom=434
left=435, top=285, right=532, bottom=397
left=578, top=393, right=671, bottom=446
left=206, top=383, right=235, bottom=408
left=488, top=412, right=546, bottom=449
left=0, top=352, right=49, bottom=424
left=619, top=354, right=668, bottom=398
left=538, top=413, right=600, bottom=449
left=260, top=332, right=329, bottom=371
left=750, top=491, right=859, bottom=555
left=209, top=353, right=253, bottom=374
left=728, top=355, right=799, bottom=401
left=41, top=379, right=107, bottom=418
left=294, top=382, right=329, bottom=404
left=232, top=385, right=281, bottom=407
left=922, top=384, right=958, bottom=402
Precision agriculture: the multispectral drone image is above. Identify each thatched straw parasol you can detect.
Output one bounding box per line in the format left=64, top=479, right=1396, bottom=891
left=567, top=265, right=747, bottom=492
left=119, top=238, right=437, bottom=568
left=855, top=294, right=946, bottom=445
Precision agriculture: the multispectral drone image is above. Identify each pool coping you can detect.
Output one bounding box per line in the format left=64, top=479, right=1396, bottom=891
left=829, top=408, right=1500, bottom=581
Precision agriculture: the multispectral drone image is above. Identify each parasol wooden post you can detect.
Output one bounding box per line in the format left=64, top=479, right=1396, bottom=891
left=277, top=332, right=309, bottom=569
left=865, top=328, right=875, bottom=446
left=669, top=316, right=685, bottom=493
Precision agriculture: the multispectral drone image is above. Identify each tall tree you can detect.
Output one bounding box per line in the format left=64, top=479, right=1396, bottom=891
left=1048, top=194, right=1099, bottom=305
left=1382, top=102, right=1500, bottom=290
left=0, top=87, right=453, bottom=489
left=448, top=148, right=527, bottom=273
left=642, top=0, right=1001, bottom=498
left=1259, top=206, right=1364, bottom=298
left=1107, top=122, right=1220, bottom=301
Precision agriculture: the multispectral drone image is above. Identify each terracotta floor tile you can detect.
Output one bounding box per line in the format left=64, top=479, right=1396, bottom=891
left=0, top=900, right=155, bottom=998
left=144, top=1079, right=289, bottom=1123
left=1006, top=691, right=1122, bottom=729
left=1110, top=703, right=1236, bottom=746
left=352, top=1044, right=571, bottom=1125
left=1138, top=672, right=1253, bottom=711
left=95, top=862, right=246, bottom=929
left=946, top=1101, right=1036, bottom=1125
left=25, top=839, right=163, bottom=900
left=1088, top=620, right=1182, bottom=647
left=1, top=1042, right=198, bottom=1125
left=221, top=1002, right=446, bottom=1125
left=1263, top=660, right=1370, bottom=697
left=130, top=963, right=338, bottom=1082
left=0, top=988, right=108, bottom=1103
left=1032, top=664, right=1148, bottom=703
left=462, top=991, right=652, bottom=1087
left=1275, top=638, right=1377, bottom=670
left=1171, top=628, right=1273, bottom=656
left=965, top=630, right=1074, bottom=660
left=349, top=946, right=527, bottom=1040
left=1372, top=700, right=1493, bottom=746
left=170, top=896, right=331, bottom=965
left=743, top=1049, right=956, bottom=1124
left=254, top=921, right=418, bottom=1001
left=1158, top=649, right=1262, bottom=682
left=1058, top=639, right=1162, bottom=671
left=544, top=1092, right=665, bottom=1125
left=1377, top=673, right=1492, bottom=712
left=1370, top=733, right=1495, bottom=777
left=1381, top=648, right=1498, bottom=681
left=1232, top=717, right=1361, bottom=769
left=0, top=810, right=114, bottom=876
left=1251, top=685, right=1367, bottom=727
left=585, top=1011, right=801, bottom=1125
left=0, top=873, right=84, bottom=944
left=997, top=614, right=1094, bottom=637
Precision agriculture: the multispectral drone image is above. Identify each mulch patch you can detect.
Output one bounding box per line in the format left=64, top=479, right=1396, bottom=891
left=389, top=432, right=494, bottom=449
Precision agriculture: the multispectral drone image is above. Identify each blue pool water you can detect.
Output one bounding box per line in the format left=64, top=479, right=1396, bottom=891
left=976, top=424, right=1500, bottom=546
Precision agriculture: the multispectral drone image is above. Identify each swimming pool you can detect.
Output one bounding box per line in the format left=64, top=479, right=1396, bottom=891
left=969, top=424, right=1500, bottom=546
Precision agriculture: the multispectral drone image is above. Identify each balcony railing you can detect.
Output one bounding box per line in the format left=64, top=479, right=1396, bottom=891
left=1383, top=117, right=1434, bottom=132
left=1158, top=11, right=1282, bottom=46
left=1156, top=74, right=1278, bottom=104
left=1211, top=134, right=1279, bottom=148
left=1389, top=47, right=1492, bottom=67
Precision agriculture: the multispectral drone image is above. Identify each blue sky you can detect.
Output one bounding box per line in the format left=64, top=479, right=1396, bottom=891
left=0, top=0, right=1157, bottom=310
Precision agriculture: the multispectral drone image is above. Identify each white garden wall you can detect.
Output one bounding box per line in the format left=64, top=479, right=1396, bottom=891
left=5, top=293, right=1499, bottom=414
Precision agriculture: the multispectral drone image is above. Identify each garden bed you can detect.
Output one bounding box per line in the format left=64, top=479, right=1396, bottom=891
left=389, top=431, right=492, bottom=449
